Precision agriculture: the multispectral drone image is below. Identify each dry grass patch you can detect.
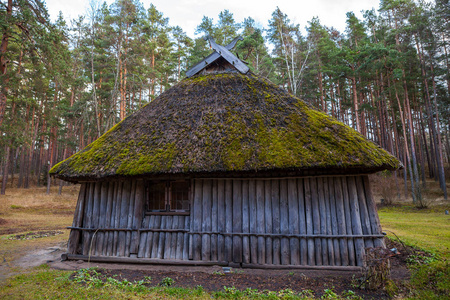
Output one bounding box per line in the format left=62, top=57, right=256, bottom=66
left=0, top=185, right=78, bottom=280
left=0, top=185, right=78, bottom=235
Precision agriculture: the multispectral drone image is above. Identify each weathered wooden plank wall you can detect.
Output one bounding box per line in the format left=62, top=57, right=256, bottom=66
left=188, top=176, right=384, bottom=266
left=75, top=180, right=145, bottom=257
left=69, top=175, right=384, bottom=266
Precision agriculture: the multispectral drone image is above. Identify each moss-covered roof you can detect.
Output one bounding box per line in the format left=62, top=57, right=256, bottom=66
left=50, top=72, right=401, bottom=182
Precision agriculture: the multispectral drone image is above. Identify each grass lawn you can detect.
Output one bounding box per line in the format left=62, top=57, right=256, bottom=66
left=378, top=204, right=450, bottom=258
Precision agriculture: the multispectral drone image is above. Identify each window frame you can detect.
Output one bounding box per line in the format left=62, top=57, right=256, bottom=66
left=145, top=180, right=191, bottom=216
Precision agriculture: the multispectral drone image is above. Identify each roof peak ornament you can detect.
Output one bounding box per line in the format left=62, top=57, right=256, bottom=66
left=186, top=36, right=249, bottom=78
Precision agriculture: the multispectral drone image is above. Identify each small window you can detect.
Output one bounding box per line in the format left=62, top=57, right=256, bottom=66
left=146, top=181, right=190, bottom=214
left=170, top=181, right=190, bottom=211
left=147, top=182, right=166, bottom=211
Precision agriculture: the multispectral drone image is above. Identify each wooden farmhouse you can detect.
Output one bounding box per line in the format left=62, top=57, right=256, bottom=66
left=50, top=37, right=401, bottom=269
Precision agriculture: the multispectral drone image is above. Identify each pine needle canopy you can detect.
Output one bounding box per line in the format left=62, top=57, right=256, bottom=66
left=50, top=73, right=401, bottom=182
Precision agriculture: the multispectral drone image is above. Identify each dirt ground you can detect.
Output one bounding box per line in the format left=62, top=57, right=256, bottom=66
left=1, top=232, right=410, bottom=299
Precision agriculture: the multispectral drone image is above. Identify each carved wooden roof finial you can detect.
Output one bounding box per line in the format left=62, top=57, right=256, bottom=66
left=186, top=36, right=249, bottom=78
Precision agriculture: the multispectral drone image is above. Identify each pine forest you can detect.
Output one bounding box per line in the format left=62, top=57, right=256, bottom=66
left=0, top=0, right=448, bottom=203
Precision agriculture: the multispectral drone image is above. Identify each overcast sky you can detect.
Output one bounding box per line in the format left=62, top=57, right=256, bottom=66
left=45, top=0, right=380, bottom=37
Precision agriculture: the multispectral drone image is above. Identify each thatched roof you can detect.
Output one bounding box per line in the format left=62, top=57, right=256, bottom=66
left=50, top=72, right=401, bottom=182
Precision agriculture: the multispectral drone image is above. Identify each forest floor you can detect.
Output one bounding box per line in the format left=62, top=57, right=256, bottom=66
left=0, top=177, right=449, bottom=299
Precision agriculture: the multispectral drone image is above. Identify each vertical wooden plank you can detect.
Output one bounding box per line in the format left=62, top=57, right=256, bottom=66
left=328, top=177, right=340, bottom=266
left=327, top=178, right=339, bottom=265
left=217, top=180, right=225, bottom=262
left=151, top=215, right=161, bottom=258
left=363, top=176, right=385, bottom=248
left=113, top=181, right=123, bottom=256
left=163, top=215, right=173, bottom=259
left=264, top=180, right=273, bottom=264
left=183, top=215, right=190, bottom=260
left=297, top=178, right=308, bottom=265
left=279, top=179, right=290, bottom=265
left=67, top=183, right=87, bottom=254
left=157, top=216, right=167, bottom=259
left=356, top=176, right=374, bottom=249
left=131, top=180, right=145, bottom=255
left=317, top=177, right=329, bottom=265
left=202, top=180, right=212, bottom=261
left=170, top=216, right=178, bottom=259
left=144, top=216, right=154, bottom=258
left=271, top=180, right=281, bottom=265
left=176, top=216, right=184, bottom=260
left=102, top=182, right=114, bottom=255
left=193, top=179, right=203, bottom=261
left=334, top=177, right=349, bottom=266
left=256, top=180, right=265, bottom=264
left=347, top=176, right=365, bottom=267
left=233, top=180, right=243, bottom=263
left=211, top=180, right=218, bottom=261
left=288, top=178, right=300, bottom=265
left=125, top=180, right=136, bottom=257
left=242, top=180, right=250, bottom=264
left=118, top=181, right=130, bottom=256
left=80, top=182, right=89, bottom=255
left=137, top=216, right=148, bottom=258
left=224, top=180, right=233, bottom=262
left=90, top=183, right=101, bottom=255
left=310, top=178, right=322, bottom=265
left=342, top=177, right=356, bottom=266
left=189, top=179, right=194, bottom=260
left=323, top=177, right=335, bottom=265
left=82, top=183, right=94, bottom=255
left=106, top=182, right=118, bottom=256
left=304, top=178, right=315, bottom=265
left=95, top=182, right=107, bottom=255
left=249, top=179, right=258, bottom=264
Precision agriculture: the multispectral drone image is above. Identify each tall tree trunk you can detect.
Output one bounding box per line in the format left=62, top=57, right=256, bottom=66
left=0, top=0, right=12, bottom=126
left=17, top=147, right=25, bottom=188
left=91, top=37, right=101, bottom=137
left=1, top=146, right=11, bottom=195
left=393, top=82, right=416, bottom=202
left=415, top=34, right=446, bottom=198
left=403, top=77, right=421, bottom=201
left=442, top=32, right=450, bottom=96
left=419, top=107, right=434, bottom=178
left=430, top=65, right=447, bottom=199
left=46, top=128, right=56, bottom=195
left=350, top=73, right=360, bottom=132
left=318, top=70, right=325, bottom=112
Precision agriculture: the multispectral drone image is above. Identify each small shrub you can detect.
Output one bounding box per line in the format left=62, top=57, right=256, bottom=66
left=414, top=193, right=432, bottom=209
left=321, top=288, right=338, bottom=299
left=243, top=287, right=259, bottom=296
left=406, top=252, right=439, bottom=266
left=378, top=174, right=398, bottom=205
left=277, top=288, right=295, bottom=298
left=341, top=289, right=362, bottom=299
left=364, top=247, right=391, bottom=289
left=298, top=289, right=315, bottom=298
left=193, top=285, right=205, bottom=296
left=10, top=205, right=23, bottom=209
left=212, top=271, right=225, bottom=275
left=73, top=268, right=103, bottom=288
left=160, top=277, right=174, bottom=287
